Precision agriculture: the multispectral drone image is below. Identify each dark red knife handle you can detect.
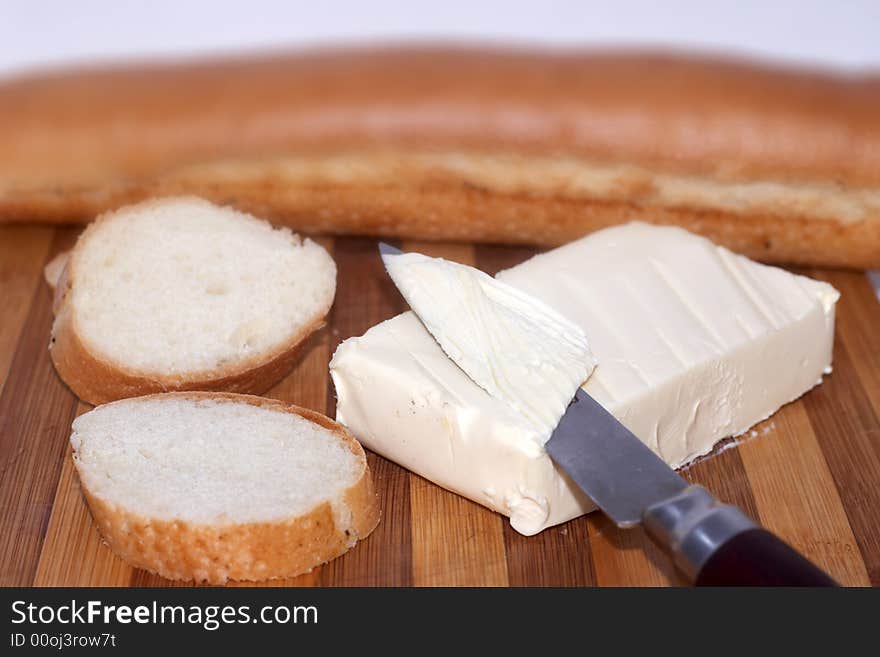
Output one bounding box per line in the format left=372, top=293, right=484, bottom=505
left=695, top=528, right=838, bottom=586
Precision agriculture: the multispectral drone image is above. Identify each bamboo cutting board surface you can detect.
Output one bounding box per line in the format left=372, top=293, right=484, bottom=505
left=1, top=224, right=878, bottom=587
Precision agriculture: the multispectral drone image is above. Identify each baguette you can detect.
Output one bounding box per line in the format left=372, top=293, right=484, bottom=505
left=50, top=196, right=336, bottom=404
left=71, top=392, right=379, bottom=583
left=2, top=46, right=879, bottom=268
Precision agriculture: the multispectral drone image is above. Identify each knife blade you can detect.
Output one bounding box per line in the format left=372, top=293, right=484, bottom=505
left=547, top=390, right=838, bottom=585
left=379, top=242, right=837, bottom=585
left=545, top=388, right=687, bottom=528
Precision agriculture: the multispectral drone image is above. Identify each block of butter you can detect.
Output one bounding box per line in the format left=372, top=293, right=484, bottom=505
left=330, top=223, right=839, bottom=535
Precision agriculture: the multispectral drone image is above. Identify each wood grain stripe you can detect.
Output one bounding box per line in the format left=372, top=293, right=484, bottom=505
left=400, top=241, right=509, bottom=586
left=503, top=518, right=595, bottom=586
left=681, top=442, right=761, bottom=521
left=410, top=476, right=509, bottom=586
left=587, top=516, right=677, bottom=586
left=818, top=271, right=880, bottom=419
left=807, top=271, right=880, bottom=585
left=0, top=225, right=54, bottom=397
left=320, top=236, right=412, bottom=585
left=0, top=229, right=80, bottom=585
left=737, top=402, right=870, bottom=585
left=802, top=333, right=880, bottom=585
left=128, top=569, right=191, bottom=587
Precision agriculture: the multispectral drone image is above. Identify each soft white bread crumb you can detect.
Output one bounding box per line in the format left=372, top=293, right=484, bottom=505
left=72, top=396, right=360, bottom=523
left=71, top=392, right=379, bottom=583
left=70, top=196, right=334, bottom=373
left=50, top=197, right=336, bottom=403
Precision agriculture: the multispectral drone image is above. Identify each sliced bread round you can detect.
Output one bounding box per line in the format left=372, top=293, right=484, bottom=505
left=71, top=392, right=379, bottom=583
left=50, top=196, right=336, bottom=404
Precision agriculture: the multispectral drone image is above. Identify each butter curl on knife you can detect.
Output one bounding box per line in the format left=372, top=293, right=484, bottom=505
left=380, top=244, right=596, bottom=442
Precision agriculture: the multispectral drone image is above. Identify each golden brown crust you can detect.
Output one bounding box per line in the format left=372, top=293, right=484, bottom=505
left=3, top=47, right=880, bottom=186
left=48, top=198, right=333, bottom=405
left=50, top=303, right=323, bottom=405
left=161, top=159, right=880, bottom=269
left=34, top=164, right=880, bottom=269
left=1, top=47, right=879, bottom=268
left=74, top=392, right=380, bottom=584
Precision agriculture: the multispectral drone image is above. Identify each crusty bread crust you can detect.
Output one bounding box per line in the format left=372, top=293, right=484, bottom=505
left=73, top=392, right=380, bottom=584
left=49, top=197, right=334, bottom=405
left=2, top=47, right=879, bottom=268
left=18, top=153, right=880, bottom=269
left=51, top=302, right=323, bottom=405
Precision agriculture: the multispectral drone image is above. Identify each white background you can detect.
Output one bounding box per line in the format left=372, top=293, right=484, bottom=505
left=3, top=0, right=880, bottom=78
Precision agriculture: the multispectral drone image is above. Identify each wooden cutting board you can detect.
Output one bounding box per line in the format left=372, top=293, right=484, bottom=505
left=1, top=224, right=878, bottom=587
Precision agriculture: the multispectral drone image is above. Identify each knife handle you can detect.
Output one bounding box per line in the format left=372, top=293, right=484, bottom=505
left=643, top=485, right=838, bottom=586
left=694, top=528, right=838, bottom=586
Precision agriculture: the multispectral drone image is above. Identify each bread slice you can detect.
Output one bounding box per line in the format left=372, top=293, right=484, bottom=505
left=50, top=196, right=336, bottom=404
left=70, top=392, right=379, bottom=583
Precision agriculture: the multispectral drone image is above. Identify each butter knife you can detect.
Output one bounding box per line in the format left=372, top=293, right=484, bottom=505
left=547, top=389, right=836, bottom=586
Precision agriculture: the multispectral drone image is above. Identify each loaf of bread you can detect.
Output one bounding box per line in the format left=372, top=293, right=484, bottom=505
left=2, top=46, right=879, bottom=268
left=50, top=196, right=336, bottom=404
left=71, top=392, right=379, bottom=583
